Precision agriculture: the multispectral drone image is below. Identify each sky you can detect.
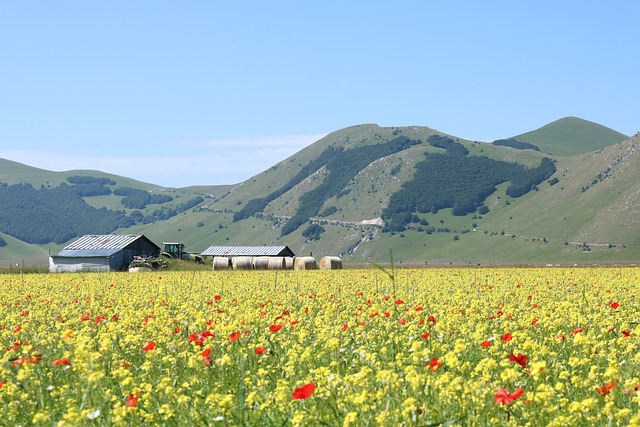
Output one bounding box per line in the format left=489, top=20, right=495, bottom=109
left=1, top=1, right=638, bottom=188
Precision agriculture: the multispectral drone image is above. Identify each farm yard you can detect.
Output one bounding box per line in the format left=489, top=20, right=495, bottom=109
left=1, top=267, right=639, bottom=426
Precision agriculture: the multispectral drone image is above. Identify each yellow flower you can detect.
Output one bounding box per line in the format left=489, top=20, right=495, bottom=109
left=32, top=412, right=50, bottom=424
left=343, top=412, right=358, bottom=427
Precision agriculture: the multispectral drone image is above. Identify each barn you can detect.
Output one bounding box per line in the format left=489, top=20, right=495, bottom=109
left=200, top=245, right=296, bottom=270
left=49, top=234, right=161, bottom=273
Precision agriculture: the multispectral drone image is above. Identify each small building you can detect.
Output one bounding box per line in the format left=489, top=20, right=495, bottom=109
left=200, top=245, right=296, bottom=258
left=49, top=234, right=161, bottom=273
left=201, top=245, right=296, bottom=270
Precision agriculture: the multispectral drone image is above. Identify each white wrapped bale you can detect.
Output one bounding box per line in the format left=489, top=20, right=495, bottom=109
left=212, top=257, right=230, bottom=271
left=232, top=256, right=252, bottom=270
left=252, top=257, right=270, bottom=270
left=267, top=257, right=285, bottom=270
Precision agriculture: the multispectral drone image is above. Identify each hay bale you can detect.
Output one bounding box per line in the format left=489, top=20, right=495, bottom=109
left=319, top=256, right=342, bottom=270
left=128, top=267, right=152, bottom=273
left=284, top=257, right=294, bottom=270
left=232, top=256, right=252, bottom=270
left=212, top=256, right=229, bottom=271
left=252, top=257, right=270, bottom=270
left=294, top=256, right=317, bottom=270
left=267, top=257, right=285, bottom=270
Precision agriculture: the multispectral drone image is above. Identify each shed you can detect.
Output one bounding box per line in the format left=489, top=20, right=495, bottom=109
left=201, top=245, right=295, bottom=258
left=49, top=234, right=161, bottom=273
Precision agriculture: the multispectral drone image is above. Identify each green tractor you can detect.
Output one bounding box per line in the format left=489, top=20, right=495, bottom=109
left=161, top=242, right=203, bottom=263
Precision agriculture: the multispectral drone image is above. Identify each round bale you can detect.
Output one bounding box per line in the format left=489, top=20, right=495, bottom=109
left=232, top=256, right=252, bottom=270
left=212, top=256, right=229, bottom=271
left=252, top=257, right=270, bottom=270
left=319, top=256, right=342, bottom=270
left=284, top=257, right=294, bottom=270
left=294, top=256, right=317, bottom=270
left=267, top=257, right=285, bottom=270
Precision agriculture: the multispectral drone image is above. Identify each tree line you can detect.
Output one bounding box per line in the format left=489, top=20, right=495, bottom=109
left=381, top=136, right=556, bottom=232
left=0, top=178, right=205, bottom=244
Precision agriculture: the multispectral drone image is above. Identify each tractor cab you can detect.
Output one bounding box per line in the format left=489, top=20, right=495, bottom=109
left=161, top=242, right=204, bottom=263
left=162, top=242, right=186, bottom=259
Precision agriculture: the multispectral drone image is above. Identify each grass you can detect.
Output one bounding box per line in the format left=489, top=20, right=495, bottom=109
left=514, top=116, right=628, bottom=157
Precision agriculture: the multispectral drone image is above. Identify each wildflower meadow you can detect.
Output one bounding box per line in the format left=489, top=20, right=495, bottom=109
left=1, top=267, right=639, bottom=426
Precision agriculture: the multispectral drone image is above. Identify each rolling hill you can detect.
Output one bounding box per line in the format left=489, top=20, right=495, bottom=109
left=513, top=116, right=628, bottom=157
left=1, top=117, right=638, bottom=267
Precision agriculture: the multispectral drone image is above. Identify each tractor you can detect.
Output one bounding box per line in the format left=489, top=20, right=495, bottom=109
left=161, top=242, right=203, bottom=263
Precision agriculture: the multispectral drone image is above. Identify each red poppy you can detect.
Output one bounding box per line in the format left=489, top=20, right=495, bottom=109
left=570, top=328, right=583, bottom=334
left=494, top=387, right=525, bottom=405
left=428, top=315, right=436, bottom=324
left=369, top=312, right=379, bottom=318
left=395, top=299, right=404, bottom=305
left=292, top=383, right=315, bottom=400
left=12, top=356, right=28, bottom=366
left=427, top=357, right=442, bottom=372
left=94, top=314, right=106, bottom=323
left=622, top=330, right=632, bottom=337
left=611, top=302, right=619, bottom=309
left=229, top=331, right=241, bottom=341
left=269, top=324, right=284, bottom=333
left=142, top=341, right=156, bottom=351
left=12, top=325, right=20, bottom=333
left=597, top=381, right=616, bottom=396
left=52, top=357, right=70, bottom=366
left=398, top=318, right=407, bottom=325
left=200, top=348, right=212, bottom=366
left=342, top=323, right=348, bottom=331
left=500, top=333, right=513, bottom=342
left=255, top=346, right=266, bottom=355
left=421, top=332, right=430, bottom=339
left=481, top=340, right=491, bottom=348
left=125, top=393, right=138, bottom=408
left=28, top=355, right=42, bottom=364
left=509, top=353, right=528, bottom=368
left=80, top=312, right=90, bottom=321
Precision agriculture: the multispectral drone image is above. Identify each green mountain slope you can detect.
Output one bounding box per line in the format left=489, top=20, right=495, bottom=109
left=130, top=122, right=640, bottom=266
left=1, top=117, right=638, bottom=267
left=513, top=116, right=628, bottom=157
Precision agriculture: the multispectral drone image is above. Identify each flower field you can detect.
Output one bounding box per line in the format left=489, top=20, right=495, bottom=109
left=1, top=267, right=640, bottom=426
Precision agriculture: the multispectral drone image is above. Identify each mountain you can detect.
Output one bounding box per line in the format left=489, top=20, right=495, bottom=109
left=513, top=116, right=628, bottom=157
left=1, top=117, right=638, bottom=266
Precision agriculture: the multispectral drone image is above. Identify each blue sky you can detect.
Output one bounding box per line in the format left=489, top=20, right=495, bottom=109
left=1, top=1, right=638, bottom=187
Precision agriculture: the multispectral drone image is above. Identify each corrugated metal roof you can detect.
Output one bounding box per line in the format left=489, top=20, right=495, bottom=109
left=201, top=245, right=294, bottom=257
left=63, top=234, right=144, bottom=251
left=54, top=248, right=123, bottom=258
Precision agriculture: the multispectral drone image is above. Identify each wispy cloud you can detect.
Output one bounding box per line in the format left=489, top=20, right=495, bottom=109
left=0, top=133, right=326, bottom=187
